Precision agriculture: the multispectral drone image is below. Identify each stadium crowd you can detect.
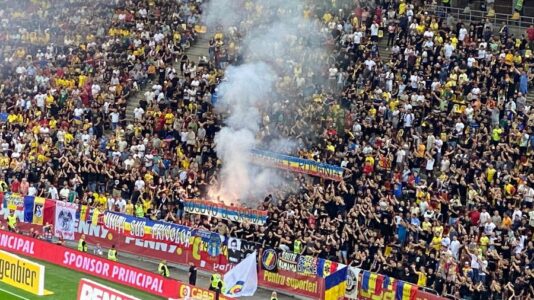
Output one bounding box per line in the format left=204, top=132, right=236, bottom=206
left=0, top=0, right=533, bottom=299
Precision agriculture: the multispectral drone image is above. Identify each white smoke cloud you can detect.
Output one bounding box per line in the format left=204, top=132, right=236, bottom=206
left=204, top=0, right=328, bottom=206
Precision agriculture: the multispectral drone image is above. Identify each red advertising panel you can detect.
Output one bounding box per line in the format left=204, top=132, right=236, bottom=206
left=78, top=278, right=140, bottom=300
left=259, top=269, right=324, bottom=299
left=0, top=230, right=219, bottom=299
left=77, top=220, right=327, bottom=299
left=9, top=220, right=327, bottom=299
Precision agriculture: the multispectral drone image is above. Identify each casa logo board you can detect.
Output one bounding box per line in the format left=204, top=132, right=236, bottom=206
left=178, top=284, right=218, bottom=300
left=77, top=278, right=140, bottom=300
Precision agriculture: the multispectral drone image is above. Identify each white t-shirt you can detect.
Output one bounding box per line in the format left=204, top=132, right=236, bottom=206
left=134, top=107, right=144, bottom=120
left=459, top=28, right=468, bottom=41
left=110, top=112, right=120, bottom=123
left=370, top=23, right=379, bottom=36
left=353, top=31, right=363, bottom=44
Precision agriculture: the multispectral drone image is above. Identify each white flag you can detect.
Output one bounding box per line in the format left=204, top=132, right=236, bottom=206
left=223, top=251, right=258, bottom=298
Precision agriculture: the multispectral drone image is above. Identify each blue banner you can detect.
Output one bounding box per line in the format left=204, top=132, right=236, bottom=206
left=250, top=149, right=344, bottom=181
left=103, top=211, right=196, bottom=246
left=184, top=199, right=268, bottom=225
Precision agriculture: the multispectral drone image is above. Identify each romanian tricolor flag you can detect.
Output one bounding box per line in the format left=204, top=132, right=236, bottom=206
left=361, top=271, right=384, bottom=295
left=395, top=281, right=417, bottom=300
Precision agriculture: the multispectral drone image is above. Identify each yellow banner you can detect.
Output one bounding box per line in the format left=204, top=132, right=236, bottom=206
left=0, top=250, right=49, bottom=295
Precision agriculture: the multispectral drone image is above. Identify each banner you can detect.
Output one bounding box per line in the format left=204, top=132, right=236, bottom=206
left=223, top=251, right=258, bottom=297
left=250, top=149, right=344, bottom=181
left=226, top=237, right=242, bottom=264
left=0, top=230, right=181, bottom=298
left=32, top=197, right=46, bottom=225
left=184, top=199, right=268, bottom=225
left=18, top=195, right=54, bottom=226
left=324, top=266, right=347, bottom=300
left=1, top=193, right=24, bottom=221
left=10, top=220, right=331, bottom=299
left=0, top=250, right=51, bottom=296
left=54, top=201, right=77, bottom=240
left=103, top=211, right=193, bottom=246
left=346, top=269, right=445, bottom=300
left=259, top=249, right=326, bottom=299
left=78, top=278, right=140, bottom=300
left=344, top=266, right=361, bottom=299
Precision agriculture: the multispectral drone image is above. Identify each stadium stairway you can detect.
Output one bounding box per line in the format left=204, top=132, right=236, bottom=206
left=124, top=34, right=211, bottom=121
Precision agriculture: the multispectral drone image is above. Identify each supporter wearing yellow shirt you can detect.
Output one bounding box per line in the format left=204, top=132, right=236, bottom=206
left=432, top=224, right=443, bottom=237
left=416, top=24, right=425, bottom=34
left=32, top=125, right=40, bottom=135
left=504, top=182, right=515, bottom=195
left=46, top=94, right=54, bottom=108
left=389, top=98, right=399, bottom=110
left=164, top=112, right=174, bottom=125
left=399, top=1, right=406, bottom=15
left=486, top=165, right=496, bottom=183
left=0, top=155, right=10, bottom=168
left=141, top=197, right=152, bottom=213
left=7, top=114, right=18, bottom=123
left=492, top=127, right=503, bottom=143
left=458, top=73, right=468, bottom=85
left=450, top=36, right=458, bottom=48
left=64, top=132, right=74, bottom=144
left=417, top=268, right=427, bottom=287
left=144, top=172, right=154, bottom=184
left=368, top=106, right=377, bottom=118
left=434, top=35, right=444, bottom=45
left=430, top=20, right=439, bottom=32
left=430, top=235, right=442, bottom=251
left=504, top=52, right=514, bottom=65
left=93, top=193, right=106, bottom=207
left=79, top=75, right=87, bottom=87
left=513, top=54, right=522, bottom=65
left=322, top=12, right=332, bottom=23
left=479, top=234, right=489, bottom=253
left=125, top=200, right=134, bottom=215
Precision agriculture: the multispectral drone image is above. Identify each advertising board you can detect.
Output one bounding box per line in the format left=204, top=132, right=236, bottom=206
left=0, top=230, right=180, bottom=298
left=0, top=250, right=46, bottom=295
left=77, top=278, right=140, bottom=300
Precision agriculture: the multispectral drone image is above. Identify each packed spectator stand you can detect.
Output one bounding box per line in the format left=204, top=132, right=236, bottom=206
left=0, top=0, right=533, bottom=299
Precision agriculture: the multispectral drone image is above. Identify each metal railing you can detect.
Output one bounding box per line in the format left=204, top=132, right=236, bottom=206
left=430, top=5, right=534, bottom=31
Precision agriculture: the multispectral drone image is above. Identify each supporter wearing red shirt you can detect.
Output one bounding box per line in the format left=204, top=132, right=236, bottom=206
left=527, top=24, right=534, bottom=50
left=468, top=209, right=481, bottom=228
left=10, top=177, right=20, bottom=193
